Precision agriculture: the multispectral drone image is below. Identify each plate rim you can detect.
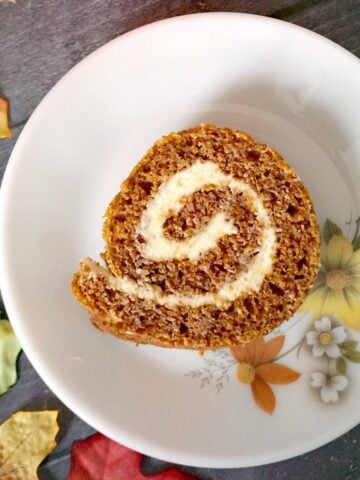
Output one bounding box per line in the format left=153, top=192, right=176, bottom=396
left=1, top=11, right=360, bottom=468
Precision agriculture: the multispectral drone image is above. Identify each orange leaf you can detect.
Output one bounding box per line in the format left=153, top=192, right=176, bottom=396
left=251, top=377, right=276, bottom=414
left=0, top=97, right=12, bottom=139
left=260, top=336, right=285, bottom=364
left=256, top=363, right=301, bottom=384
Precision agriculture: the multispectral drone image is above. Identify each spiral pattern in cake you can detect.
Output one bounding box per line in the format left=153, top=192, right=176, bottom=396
left=72, top=124, right=320, bottom=349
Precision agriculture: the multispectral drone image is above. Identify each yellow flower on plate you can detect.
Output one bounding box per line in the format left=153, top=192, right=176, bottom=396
left=299, top=235, right=360, bottom=330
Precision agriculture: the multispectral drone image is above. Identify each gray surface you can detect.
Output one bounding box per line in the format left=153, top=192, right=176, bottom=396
left=0, top=1, right=359, bottom=478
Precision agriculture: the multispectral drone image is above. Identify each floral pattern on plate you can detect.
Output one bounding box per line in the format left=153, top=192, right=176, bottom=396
left=231, top=336, right=300, bottom=414
left=185, top=218, right=360, bottom=414
left=299, top=218, right=360, bottom=330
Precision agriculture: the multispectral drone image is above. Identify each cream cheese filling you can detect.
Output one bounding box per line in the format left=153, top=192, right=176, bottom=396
left=87, top=161, right=277, bottom=308
left=137, top=161, right=239, bottom=261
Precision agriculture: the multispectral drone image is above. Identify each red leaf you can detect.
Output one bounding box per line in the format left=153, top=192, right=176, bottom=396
left=68, top=433, right=198, bottom=480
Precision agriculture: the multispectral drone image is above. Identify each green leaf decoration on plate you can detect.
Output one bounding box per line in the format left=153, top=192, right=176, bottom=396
left=336, top=357, right=347, bottom=375
left=343, top=350, right=360, bottom=363
left=323, top=218, right=342, bottom=244
left=352, top=218, right=360, bottom=250
left=353, top=236, right=360, bottom=251
left=0, top=320, right=22, bottom=395
left=340, top=340, right=358, bottom=352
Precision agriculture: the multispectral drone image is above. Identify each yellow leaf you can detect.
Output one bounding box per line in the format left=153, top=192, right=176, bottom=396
left=0, top=410, right=59, bottom=479
left=0, top=98, right=12, bottom=139
left=0, top=320, right=22, bottom=396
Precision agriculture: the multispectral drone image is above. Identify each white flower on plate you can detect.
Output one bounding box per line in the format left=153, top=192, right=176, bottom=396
left=306, top=316, right=347, bottom=358
left=310, top=372, right=349, bottom=403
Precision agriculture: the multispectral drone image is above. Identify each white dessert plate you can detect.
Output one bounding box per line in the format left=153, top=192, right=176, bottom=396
left=1, top=13, right=360, bottom=468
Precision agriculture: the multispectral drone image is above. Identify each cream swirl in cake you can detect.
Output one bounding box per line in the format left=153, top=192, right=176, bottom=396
left=72, top=124, right=320, bottom=349
left=109, top=160, right=277, bottom=308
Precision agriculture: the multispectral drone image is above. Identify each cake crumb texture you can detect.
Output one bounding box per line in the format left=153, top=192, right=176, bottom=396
left=72, top=124, right=320, bottom=349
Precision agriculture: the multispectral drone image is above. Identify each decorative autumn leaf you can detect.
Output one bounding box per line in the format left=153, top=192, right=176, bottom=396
left=0, top=319, right=22, bottom=395
left=0, top=97, right=12, bottom=139
left=251, top=376, right=276, bottom=415
left=68, top=433, right=198, bottom=480
left=255, top=363, right=301, bottom=384
left=0, top=410, right=59, bottom=479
